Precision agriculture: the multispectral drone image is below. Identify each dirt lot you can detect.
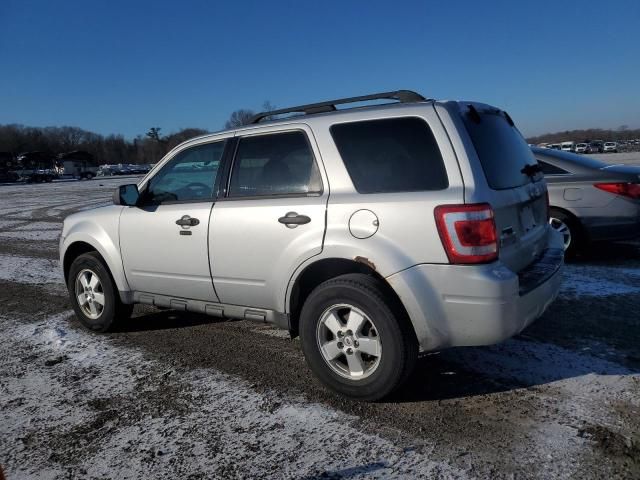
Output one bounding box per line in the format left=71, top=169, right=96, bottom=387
left=1, top=171, right=639, bottom=479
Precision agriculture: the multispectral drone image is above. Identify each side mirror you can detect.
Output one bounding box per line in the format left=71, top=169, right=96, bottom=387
left=113, top=184, right=140, bottom=206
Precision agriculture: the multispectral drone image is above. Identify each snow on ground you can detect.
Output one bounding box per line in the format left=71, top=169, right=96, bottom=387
left=0, top=254, right=62, bottom=284
left=13, top=221, right=62, bottom=231
left=0, top=312, right=466, bottom=479
left=0, top=230, right=62, bottom=241
left=561, top=264, right=640, bottom=298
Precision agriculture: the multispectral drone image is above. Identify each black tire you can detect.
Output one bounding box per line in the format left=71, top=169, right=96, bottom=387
left=300, top=273, right=418, bottom=401
left=550, top=208, right=584, bottom=258
left=67, top=252, right=133, bottom=332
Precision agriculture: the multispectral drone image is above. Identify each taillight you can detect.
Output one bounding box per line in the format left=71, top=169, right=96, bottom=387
left=434, top=203, right=498, bottom=264
left=594, top=183, right=640, bottom=200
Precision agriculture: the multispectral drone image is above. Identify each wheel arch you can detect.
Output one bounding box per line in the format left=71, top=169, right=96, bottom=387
left=62, top=231, right=130, bottom=297
left=286, top=257, right=413, bottom=339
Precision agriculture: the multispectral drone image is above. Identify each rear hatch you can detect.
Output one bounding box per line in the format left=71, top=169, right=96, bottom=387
left=460, top=103, right=549, bottom=273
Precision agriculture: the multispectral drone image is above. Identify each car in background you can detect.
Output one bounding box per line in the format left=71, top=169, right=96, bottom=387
left=575, top=143, right=590, bottom=154
left=532, top=147, right=640, bottom=256
left=590, top=140, right=604, bottom=153
left=15, top=152, right=58, bottom=182
left=561, top=142, right=575, bottom=152
left=0, top=152, right=20, bottom=183
left=57, top=151, right=99, bottom=179
left=603, top=142, right=618, bottom=153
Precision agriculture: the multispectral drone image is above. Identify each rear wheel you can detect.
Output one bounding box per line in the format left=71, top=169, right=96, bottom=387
left=68, top=252, right=133, bottom=332
left=300, top=273, right=417, bottom=401
left=549, top=209, right=583, bottom=258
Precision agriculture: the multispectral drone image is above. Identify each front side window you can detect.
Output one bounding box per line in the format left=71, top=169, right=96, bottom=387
left=330, top=117, right=448, bottom=194
left=228, top=131, right=322, bottom=197
left=144, top=141, right=225, bottom=205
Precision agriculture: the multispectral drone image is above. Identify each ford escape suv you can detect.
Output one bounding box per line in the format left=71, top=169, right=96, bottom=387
left=60, top=90, right=564, bottom=400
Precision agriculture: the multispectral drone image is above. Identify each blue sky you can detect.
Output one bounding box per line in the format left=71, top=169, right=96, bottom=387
left=1, top=0, right=638, bottom=138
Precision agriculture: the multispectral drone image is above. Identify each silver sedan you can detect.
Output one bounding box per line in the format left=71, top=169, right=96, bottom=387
left=532, top=147, right=640, bottom=256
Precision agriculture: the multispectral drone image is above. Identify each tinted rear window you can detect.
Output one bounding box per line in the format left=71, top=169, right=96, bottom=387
left=330, top=117, right=448, bottom=194
left=461, top=106, right=537, bottom=190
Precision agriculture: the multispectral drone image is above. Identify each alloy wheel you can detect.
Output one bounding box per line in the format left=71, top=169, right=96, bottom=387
left=74, top=269, right=106, bottom=319
left=316, top=304, right=382, bottom=380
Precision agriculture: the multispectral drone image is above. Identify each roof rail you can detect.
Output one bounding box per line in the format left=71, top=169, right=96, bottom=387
left=249, top=90, right=428, bottom=124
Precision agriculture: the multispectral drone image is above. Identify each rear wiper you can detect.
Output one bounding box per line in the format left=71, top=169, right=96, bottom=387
left=521, top=163, right=542, bottom=177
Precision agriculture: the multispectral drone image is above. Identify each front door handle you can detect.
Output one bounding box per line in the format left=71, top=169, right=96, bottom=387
left=176, top=215, right=200, bottom=227
left=278, top=212, right=311, bottom=228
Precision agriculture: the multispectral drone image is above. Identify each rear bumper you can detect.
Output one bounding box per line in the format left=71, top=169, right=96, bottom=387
left=387, top=232, right=564, bottom=351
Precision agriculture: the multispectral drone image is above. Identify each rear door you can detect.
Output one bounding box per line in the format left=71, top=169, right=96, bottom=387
left=210, top=125, right=328, bottom=311
left=459, top=103, right=549, bottom=272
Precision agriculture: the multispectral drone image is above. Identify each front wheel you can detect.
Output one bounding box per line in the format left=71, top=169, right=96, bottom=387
left=300, top=273, right=417, bottom=401
left=68, top=252, right=133, bottom=332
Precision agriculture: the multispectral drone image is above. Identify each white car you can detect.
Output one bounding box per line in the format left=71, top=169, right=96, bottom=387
left=603, top=142, right=618, bottom=153
left=561, top=142, right=575, bottom=152
left=574, top=143, right=590, bottom=154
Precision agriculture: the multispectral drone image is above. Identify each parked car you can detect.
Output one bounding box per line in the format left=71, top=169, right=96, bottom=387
left=603, top=142, right=618, bottom=153
left=60, top=90, right=563, bottom=400
left=0, top=152, right=20, bottom=183
left=15, top=152, right=58, bottom=182
left=575, top=143, right=590, bottom=154
left=533, top=147, right=640, bottom=256
left=561, top=141, right=575, bottom=152
left=57, top=151, right=98, bottom=179
left=590, top=140, right=604, bottom=153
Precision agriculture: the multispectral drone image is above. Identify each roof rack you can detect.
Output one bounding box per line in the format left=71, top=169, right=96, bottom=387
left=249, top=90, right=428, bottom=124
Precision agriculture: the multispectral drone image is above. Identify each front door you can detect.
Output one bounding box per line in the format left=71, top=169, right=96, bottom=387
left=210, top=127, right=328, bottom=311
left=120, top=139, right=227, bottom=301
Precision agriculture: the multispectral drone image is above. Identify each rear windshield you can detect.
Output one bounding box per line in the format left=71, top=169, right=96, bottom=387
left=461, top=105, right=537, bottom=190
left=330, top=117, right=448, bottom=194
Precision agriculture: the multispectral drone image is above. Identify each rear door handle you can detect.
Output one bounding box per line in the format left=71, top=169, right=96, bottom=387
left=278, top=212, right=311, bottom=228
left=176, top=215, right=200, bottom=227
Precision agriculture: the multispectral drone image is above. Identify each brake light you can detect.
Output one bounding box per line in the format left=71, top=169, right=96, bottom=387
left=434, top=203, right=498, bottom=264
left=594, top=183, right=640, bottom=200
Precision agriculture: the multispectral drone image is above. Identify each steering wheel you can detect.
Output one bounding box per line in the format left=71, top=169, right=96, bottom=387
left=183, top=182, right=211, bottom=198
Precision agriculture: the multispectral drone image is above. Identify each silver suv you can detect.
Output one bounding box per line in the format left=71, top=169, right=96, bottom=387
left=60, top=91, right=564, bottom=400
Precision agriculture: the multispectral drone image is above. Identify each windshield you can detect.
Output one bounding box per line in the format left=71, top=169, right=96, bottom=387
left=461, top=105, right=537, bottom=190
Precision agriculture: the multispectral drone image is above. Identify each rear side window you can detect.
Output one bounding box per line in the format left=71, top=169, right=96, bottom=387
left=461, top=106, right=538, bottom=190
left=229, top=131, right=322, bottom=197
left=330, top=117, right=448, bottom=194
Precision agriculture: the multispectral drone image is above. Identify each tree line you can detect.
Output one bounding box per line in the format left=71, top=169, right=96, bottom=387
left=526, top=126, right=640, bottom=145
left=0, top=101, right=275, bottom=165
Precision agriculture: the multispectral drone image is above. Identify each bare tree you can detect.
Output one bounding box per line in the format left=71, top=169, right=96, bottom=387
left=224, top=100, right=277, bottom=129
left=224, top=109, right=256, bottom=129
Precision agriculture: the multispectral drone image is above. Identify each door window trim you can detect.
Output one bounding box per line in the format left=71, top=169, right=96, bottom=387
left=219, top=128, right=324, bottom=202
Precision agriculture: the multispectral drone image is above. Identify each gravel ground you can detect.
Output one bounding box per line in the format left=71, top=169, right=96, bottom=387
left=1, top=176, right=639, bottom=479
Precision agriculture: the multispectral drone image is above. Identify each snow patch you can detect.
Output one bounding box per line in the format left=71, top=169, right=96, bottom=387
left=1, top=312, right=466, bottom=479
left=560, top=266, right=640, bottom=298
left=0, top=230, right=61, bottom=241
left=0, top=254, right=62, bottom=284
